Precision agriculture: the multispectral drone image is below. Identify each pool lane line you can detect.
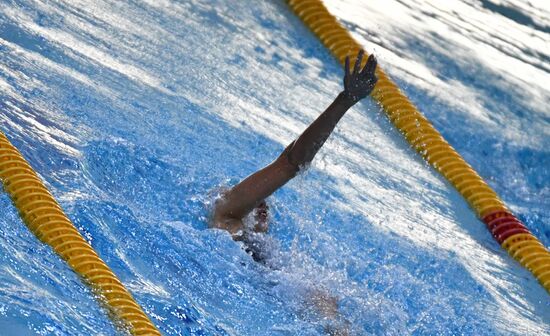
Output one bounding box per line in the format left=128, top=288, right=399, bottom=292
left=0, top=130, right=161, bottom=335
left=286, top=0, right=550, bottom=293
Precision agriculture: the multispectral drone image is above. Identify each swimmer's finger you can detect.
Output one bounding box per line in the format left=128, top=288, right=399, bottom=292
left=353, top=49, right=364, bottom=75
left=344, top=55, right=350, bottom=76
left=362, top=54, right=377, bottom=77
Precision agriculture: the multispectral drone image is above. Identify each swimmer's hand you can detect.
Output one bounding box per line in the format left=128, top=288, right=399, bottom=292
left=342, top=50, right=378, bottom=103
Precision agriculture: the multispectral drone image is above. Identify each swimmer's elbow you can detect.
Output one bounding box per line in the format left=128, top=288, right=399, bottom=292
left=278, top=144, right=301, bottom=176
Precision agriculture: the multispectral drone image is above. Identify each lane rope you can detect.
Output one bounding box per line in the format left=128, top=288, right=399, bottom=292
left=0, top=130, right=161, bottom=335
left=286, top=0, right=550, bottom=293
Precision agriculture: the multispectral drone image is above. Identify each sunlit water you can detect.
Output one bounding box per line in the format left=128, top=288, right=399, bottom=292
left=0, top=0, right=548, bottom=335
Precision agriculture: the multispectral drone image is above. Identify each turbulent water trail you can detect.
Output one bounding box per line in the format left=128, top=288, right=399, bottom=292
left=0, top=0, right=548, bottom=335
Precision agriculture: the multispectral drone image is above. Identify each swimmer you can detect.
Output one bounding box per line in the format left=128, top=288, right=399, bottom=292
left=211, top=50, right=377, bottom=335
left=211, top=50, right=377, bottom=239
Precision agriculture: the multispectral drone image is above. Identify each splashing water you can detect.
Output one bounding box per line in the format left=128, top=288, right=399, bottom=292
left=0, top=0, right=548, bottom=335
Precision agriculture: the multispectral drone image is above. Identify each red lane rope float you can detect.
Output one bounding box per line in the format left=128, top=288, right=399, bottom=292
left=0, top=130, right=161, bottom=335
left=286, top=0, right=550, bottom=293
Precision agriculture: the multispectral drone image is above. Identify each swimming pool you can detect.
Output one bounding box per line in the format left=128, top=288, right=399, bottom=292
left=0, top=0, right=548, bottom=334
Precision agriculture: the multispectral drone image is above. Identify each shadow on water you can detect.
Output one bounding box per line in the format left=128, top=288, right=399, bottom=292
left=388, top=32, right=550, bottom=246
left=478, top=0, right=550, bottom=34
left=392, top=0, right=550, bottom=73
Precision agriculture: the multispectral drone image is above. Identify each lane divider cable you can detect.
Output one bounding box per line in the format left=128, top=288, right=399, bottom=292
left=0, top=130, right=161, bottom=335
left=286, top=0, right=550, bottom=293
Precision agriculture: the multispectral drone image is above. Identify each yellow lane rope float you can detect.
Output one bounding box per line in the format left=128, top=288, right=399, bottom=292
left=286, top=0, right=550, bottom=292
left=0, top=131, right=161, bottom=335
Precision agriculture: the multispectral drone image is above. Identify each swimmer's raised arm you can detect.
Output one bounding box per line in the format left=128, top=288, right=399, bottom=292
left=286, top=51, right=377, bottom=168
left=213, top=51, right=378, bottom=232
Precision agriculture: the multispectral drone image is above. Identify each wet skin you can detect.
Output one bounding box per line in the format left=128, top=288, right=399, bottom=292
left=211, top=51, right=378, bottom=239
left=210, top=51, right=377, bottom=336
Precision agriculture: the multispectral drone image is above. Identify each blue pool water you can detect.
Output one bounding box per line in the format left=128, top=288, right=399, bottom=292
left=0, top=0, right=548, bottom=335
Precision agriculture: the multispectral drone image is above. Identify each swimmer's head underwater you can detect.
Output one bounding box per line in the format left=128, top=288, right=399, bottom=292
left=234, top=201, right=270, bottom=263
